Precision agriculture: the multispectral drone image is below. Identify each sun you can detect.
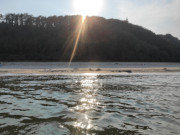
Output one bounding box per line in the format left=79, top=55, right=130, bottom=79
left=74, top=0, right=103, bottom=18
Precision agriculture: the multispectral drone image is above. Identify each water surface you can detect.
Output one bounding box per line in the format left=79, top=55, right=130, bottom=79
left=0, top=73, right=180, bottom=135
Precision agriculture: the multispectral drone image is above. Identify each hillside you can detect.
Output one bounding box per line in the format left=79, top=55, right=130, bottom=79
left=0, top=13, right=180, bottom=62
left=159, top=34, right=180, bottom=46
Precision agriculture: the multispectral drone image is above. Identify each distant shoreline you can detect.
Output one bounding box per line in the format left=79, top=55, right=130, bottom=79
left=0, top=67, right=180, bottom=76
left=1, top=62, right=180, bottom=75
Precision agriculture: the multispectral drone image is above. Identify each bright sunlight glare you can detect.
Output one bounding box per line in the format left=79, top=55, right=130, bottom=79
left=74, top=0, right=103, bottom=18
left=69, top=0, right=103, bottom=64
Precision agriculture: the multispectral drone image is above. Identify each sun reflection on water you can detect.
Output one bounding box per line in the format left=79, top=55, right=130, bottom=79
left=72, top=73, right=100, bottom=130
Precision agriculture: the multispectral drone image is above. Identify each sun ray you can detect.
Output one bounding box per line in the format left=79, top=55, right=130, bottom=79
left=82, top=15, right=86, bottom=23
left=69, top=16, right=84, bottom=66
left=69, top=0, right=103, bottom=66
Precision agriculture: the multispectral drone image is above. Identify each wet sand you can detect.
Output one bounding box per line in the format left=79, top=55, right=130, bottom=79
left=0, top=67, right=180, bottom=75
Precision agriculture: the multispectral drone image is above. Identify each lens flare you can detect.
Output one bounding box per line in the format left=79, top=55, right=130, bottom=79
left=70, top=0, right=103, bottom=64
left=69, top=19, right=83, bottom=64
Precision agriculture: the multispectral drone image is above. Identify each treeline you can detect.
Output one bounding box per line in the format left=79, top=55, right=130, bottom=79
left=0, top=13, right=180, bottom=62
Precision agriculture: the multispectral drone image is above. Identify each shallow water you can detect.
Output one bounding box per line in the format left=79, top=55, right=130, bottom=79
left=0, top=73, right=180, bottom=135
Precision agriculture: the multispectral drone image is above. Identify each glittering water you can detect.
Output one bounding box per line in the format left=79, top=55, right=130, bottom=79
left=0, top=73, right=180, bottom=135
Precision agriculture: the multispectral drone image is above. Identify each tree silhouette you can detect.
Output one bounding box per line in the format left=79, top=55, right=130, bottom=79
left=0, top=13, right=180, bottom=62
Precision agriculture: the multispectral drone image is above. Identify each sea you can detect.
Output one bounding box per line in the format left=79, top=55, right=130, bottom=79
left=0, top=62, right=180, bottom=135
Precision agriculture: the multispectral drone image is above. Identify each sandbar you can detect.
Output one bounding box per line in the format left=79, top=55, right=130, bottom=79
left=0, top=67, right=180, bottom=75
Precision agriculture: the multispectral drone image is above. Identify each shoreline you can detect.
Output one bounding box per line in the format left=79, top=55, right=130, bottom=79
left=0, top=67, right=180, bottom=75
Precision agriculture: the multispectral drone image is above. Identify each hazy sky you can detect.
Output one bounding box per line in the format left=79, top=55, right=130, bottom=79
left=0, top=0, right=179, bottom=38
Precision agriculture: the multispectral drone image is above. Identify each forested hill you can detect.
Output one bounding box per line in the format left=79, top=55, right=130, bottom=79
left=0, top=13, right=180, bottom=62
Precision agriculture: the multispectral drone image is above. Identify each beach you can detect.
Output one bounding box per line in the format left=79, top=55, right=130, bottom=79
left=0, top=62, right=180, bottom=75
left=1, top=67, right=180, bottom=76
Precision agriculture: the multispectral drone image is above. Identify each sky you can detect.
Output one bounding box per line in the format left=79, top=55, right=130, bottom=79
left=0, top=0, right=180, bottom=39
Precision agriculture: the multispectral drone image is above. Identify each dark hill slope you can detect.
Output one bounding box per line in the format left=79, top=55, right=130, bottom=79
left=159, top=34, right=180, bottom=46
left=0, top=13, right=180, bottom=62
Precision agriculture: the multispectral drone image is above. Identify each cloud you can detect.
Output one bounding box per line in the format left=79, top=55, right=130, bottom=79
left=113, top=0, right=180, bottom=38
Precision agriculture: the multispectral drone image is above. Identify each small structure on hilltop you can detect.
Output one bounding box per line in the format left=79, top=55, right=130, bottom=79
left=124, top=17, right=129, bottom=23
